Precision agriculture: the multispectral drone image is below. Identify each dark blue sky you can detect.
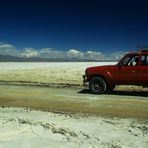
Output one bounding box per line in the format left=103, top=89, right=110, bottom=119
left=0, top=0, right=148, bottom=53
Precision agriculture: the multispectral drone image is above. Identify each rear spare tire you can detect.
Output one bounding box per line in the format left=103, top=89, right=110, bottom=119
left=89, top=76, right=107, bottom=94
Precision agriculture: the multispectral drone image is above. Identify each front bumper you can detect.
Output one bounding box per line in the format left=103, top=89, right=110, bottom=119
left=83, top=75, right=88, bottom=83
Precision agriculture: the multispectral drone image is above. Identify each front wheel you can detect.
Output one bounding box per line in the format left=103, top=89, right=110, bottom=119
left=89, top=76, right=107, bottom=94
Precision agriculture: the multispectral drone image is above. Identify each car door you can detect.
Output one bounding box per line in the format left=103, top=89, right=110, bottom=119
left=115, top=55, right=139, bottom=85
left=138, top=54, right=148, bottom=86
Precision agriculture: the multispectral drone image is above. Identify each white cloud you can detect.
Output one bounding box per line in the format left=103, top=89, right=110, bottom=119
left=0, top=43, right=20, bottom=56
left=66, top=49, right=84, bottom=59
left=21, top=48, right=67, bottom=59
left=21, top=48, right=39, bottom=58
left=85, top=51, right=107, bottom=60
left=110, top=51, right=126, bottom=61
left=39, top=48, right=66, bottom=59
left=0, top=43, right=126, bottom=61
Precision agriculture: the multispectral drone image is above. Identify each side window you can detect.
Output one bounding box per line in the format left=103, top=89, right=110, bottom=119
left=141, top=55, right=148, bottom=66
left=122, top=55, right=139, bottom=66
left=128, top=56, right=139, bottom=66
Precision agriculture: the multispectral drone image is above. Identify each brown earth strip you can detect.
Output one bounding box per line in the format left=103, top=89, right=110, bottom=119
left=0, top=85, right=148, bottom=119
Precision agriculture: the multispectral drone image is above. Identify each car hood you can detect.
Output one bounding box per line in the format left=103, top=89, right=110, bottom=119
left=86, top=65, right=117, bottom=71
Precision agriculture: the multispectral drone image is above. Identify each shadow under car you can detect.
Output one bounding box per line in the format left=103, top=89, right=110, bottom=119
left=78, top=89, right=148, bottom=97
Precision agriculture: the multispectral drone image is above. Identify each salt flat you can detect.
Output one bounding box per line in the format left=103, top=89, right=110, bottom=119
left=0, top=62, right=148, bottom=148
left=0, top=107, right=148, bottom=148
left=0, top=62, right=116, bottom=86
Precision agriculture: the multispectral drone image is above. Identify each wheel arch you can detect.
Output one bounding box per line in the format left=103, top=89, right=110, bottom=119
left=89, top=74, right=107, bottom=83
left=88, top=74, right=115, bottom=87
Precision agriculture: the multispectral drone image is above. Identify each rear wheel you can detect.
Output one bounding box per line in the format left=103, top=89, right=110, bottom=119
left=89, top=76, right=107, bottom=94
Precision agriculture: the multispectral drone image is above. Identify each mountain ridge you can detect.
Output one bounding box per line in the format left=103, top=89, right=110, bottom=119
left=0, top=55, right=114, bottom=62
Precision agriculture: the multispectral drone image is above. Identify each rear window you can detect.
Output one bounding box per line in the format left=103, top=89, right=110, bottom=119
left=141, top=55, right=148, bottom=66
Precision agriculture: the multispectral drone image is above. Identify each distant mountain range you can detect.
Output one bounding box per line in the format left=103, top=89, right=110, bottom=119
left=0, top=55, right=66, bottom=62
left=0, top=55, right=114, bottom=62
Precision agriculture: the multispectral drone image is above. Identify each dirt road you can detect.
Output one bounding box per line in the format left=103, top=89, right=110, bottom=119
left=0, top=84, right=148, bottom=119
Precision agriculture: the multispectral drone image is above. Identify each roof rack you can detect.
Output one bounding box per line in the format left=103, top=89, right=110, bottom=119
left=137, top=45, right=148, bottom=52
left=140, top=50, right=148, bottom=52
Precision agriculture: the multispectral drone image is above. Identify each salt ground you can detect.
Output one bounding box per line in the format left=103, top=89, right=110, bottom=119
left=0, top=62, right=148, bottom=148
left=0, top=62, right=116, bottom=86
left=0, top=107, right=148, bottom=148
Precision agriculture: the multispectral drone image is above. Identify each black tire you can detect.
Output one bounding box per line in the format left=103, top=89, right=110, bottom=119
left=89, top=76, right=107, bottom=94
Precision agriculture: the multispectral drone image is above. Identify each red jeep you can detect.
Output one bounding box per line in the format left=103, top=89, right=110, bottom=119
left=83, top=50, right=148, bottom=94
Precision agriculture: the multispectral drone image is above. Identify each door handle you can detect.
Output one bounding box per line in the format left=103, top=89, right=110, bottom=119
left=132, top=70, right=136, bottom=73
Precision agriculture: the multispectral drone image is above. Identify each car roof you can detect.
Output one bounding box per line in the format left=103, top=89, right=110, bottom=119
left=125, top=51, right=148, bottom=56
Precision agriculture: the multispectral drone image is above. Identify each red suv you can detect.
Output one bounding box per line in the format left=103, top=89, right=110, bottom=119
left=83, top=50, right=148, bottom=94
